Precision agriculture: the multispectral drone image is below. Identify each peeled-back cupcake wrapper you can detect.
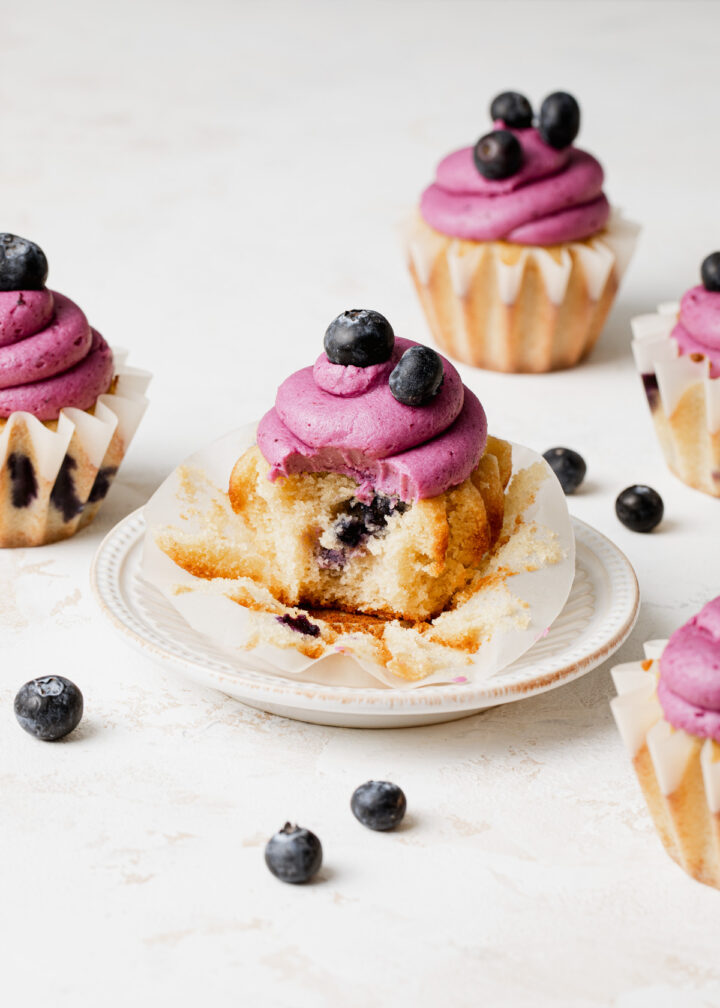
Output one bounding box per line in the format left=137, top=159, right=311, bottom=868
left=0, top=349, right=151, bottom=547
left=611, top=642, right=720, bottom=887
left=141, top=424, right=575, bottom=690
left=406, top=210, right=640, bottom=372
left=631, top=306, right=720, bottom=497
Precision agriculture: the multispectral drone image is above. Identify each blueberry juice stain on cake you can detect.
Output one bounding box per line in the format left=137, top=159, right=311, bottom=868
left=227, top=309, right=512, bottom=625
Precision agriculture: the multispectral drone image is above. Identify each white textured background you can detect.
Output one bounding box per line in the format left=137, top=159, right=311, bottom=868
left=2, top=2, right=720, bottom=1005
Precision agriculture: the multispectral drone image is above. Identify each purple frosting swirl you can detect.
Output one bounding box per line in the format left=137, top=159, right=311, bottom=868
left=658, top=597, right=720, bottom=742
left=420, top=123, right=610, bottom=245
left=671, top=286, right=720, bottom=378
left=257, top=338, right=488, bottom=502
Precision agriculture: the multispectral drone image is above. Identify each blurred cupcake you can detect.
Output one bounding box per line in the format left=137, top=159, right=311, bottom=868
left=0, top=234, right=150, bottom=547
left=632, top=253, right=720, bottom=497
left=407, top=91, right=639, bottom=372
left=611, top=597, right=720, bottom=889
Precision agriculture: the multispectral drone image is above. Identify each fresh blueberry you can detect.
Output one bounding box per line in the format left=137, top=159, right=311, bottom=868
left=324, top=309, right=394, bottom=368
left=543, top=447, right=587, bottom=495
left=615, top=485, right=664, bottom=533
left=701, top=252, right=720, bottom=293
left=389, top=346, right=444, bottom=406
left=264, top=823, right=323, bottom=884
left=490, top=91, right=533, bottom=129
left=0, top=234, right=48, bottom=292
left=473, top=129, right=523, bottom=180
left=351, top=781, right=407, bottom=831
left=538, top=92, right=580, bottom=149
left=14, top=676, right=83, bottom=741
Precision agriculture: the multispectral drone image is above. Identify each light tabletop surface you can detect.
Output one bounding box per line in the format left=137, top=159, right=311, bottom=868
left=3, top=2, right=720, bottom=1005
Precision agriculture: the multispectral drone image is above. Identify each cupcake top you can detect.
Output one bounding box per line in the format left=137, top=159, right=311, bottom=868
left=658, top=597, right=720, bottom=741
left=0, top=234, right=114, bottom=421
left=257, top=310, right=488, bottom=502
left=670, top=253, right=720, bottom=378
left=420, top=90, right=610, bottom=245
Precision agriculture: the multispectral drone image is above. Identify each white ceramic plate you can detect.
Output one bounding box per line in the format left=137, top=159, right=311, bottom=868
left=91, top=510, right=639, bottom=728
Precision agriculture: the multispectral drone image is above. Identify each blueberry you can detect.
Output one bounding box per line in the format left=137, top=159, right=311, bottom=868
left=389, top=346, right=444, bottom=406
left=473, top=129, right=523, bottom=180
left=324, top=309, right=394, bottom=368
left=0, top=234, right=48, bottom=292
left=490, top=91, right=533, bottom=129
left=7, top=452, right=38, bottom=509
left=50, top=454, right=84, bottom=522
left=701, top=252, right=720, bottom=293
left=14, top=676, right=83, bottom=741
left=264, top=823, right=323, bottom=884
left=276, top=613, right=320, bottom=637
left=615, top=485, right=664, bottom=533
left=351, top=781, right=407, bottom=831
left=543, top=447, right=587, bottom=495
left=538, top=92, right=580, bottom=149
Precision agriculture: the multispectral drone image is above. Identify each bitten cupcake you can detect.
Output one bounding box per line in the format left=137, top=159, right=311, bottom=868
left=0, top=234, right=150, bottom=546
left=407, top=90, right=639, bottom=372
left=611, top=598, right=720, bottom=889
left=632, top=253, right=720, bottom=497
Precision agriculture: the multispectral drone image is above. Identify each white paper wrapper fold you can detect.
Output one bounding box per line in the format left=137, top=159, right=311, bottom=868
left=0, top=348, right=151, bottom=547
left=632, top=305, right=720, bottom=496
left=141, top=424, right=574, bottom=689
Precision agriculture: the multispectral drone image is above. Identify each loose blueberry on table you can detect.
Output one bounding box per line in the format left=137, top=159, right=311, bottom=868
left=615, top=485, right=664, bottom=533
left=324, top=309, right=394, bottom=367
left=538, top=91, right=580, bottom=150
left=473, top=129, right=523, bottom=180
left=351, top=781, right=407, bottom=831
left=490, top=90, right=533, bottom=129
left=14, top=676, right=84, bottom=741
left=0, top=233, right=48, bottom=291
left=543, top=447, right=587, bottom=495
left=389, top=345, right=444, bottom=406
left=265, top=823, right=323, bottom=884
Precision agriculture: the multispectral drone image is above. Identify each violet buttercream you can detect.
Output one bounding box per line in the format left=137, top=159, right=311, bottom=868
left=257, top=338, right=488, bottom=502
left=420, top=123, right=610, bottom=245
left=671, top=286, right=720, bottom=378
left=658, top=597, right=720, bottom=742
left=0, top=290, right=113, bottom=421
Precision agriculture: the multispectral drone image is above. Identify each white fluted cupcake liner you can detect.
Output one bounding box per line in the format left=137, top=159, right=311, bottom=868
left=611, top=641, right=720, bottom=888
left=632, top=306, right=720, bottom=496
left=0, top=349, right=151, bottom=546
left=406, top=209, right=640, bottom=373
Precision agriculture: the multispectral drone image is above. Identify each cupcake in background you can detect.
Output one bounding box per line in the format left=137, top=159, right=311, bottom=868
left=611, top=598, right=720, bottom=889
left=632, top=253, right=720, bottom=497
left=0, top=234, right=150, bottom=547
left=407, top=90, right=639, bottom=373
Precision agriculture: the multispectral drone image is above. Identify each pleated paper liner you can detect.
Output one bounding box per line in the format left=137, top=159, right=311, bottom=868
left=611, top=641, right=720, bottom=889
left=0, top=349, right=151, bottom=547
left=407, top=210, right=639, bottom=373
left=632, top=305, right=720, bottom=497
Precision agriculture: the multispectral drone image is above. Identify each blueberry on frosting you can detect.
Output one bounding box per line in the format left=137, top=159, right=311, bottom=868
left=701, top=252, right=720, bottom=293
left=473, top=129, right=523, bottom=180
left=490, top=91, right=533, bottom=129
left=0, top=234, right=48, bottom=292
left=538, top=92, right=580, bottom=150
left=324, top=309, right=394, bottom=368
left=389, top=345, right=444, bottom=406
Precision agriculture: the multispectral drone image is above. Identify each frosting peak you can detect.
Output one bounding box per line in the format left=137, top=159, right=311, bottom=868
left=671, top=285, right=720, bottom=377
left=257, top=338, right=488, bottom=502
left=658, top=597, right=720, bottom=741
left=420, top=124, right=610, bottom=245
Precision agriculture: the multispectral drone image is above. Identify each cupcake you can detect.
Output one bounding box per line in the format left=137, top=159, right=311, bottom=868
left=611, top=598, right=720, bottom=888
left=0, top=234, right=150, bottom=547
left=228, top=310, right=511, bottom=623
left=154, top=309, right=568, bottom=678
left=407, top=90, right=639, bottom=372
left=632, top=253, right=720, bottom=497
